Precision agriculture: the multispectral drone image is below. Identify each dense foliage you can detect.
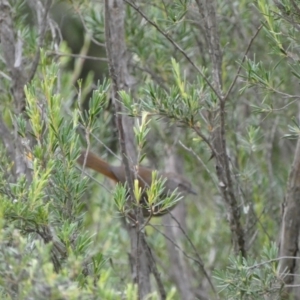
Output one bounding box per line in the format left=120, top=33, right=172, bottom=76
left=0, top=0, right=300, bottom=299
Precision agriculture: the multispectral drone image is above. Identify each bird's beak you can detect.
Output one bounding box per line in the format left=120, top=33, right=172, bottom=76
left=189, top=187, right=197, bottom=195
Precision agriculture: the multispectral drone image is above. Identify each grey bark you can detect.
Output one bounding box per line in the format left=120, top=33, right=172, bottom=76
left=104, top=1, right=160, bottom=298
left=0, top=0, right=29, bottom=178
left=195, top=0, right=246, bottom=256
left=162, top=146, right=195, bottom=300
left=279, top=137, right=300, bottom=298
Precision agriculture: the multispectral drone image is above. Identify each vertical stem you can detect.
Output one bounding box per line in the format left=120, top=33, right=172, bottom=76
left=279, top=137, right=300, bottom=298
left=104, top=1, right=156, bottom=298
left=195, top=0, right=246, bottom=256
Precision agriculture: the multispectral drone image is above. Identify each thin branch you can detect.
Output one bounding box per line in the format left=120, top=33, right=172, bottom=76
left=124, top=0, right=221, bottom=100
left=150, top=222, right=216, bottom=293
left=168, top=211, right=218, bottom=297
left=74, top=2, right=106, bottom=48
left=192, top=126, right=217, bottom=158
left=47, top=51, right=108, bottom=62
left=144, top=241, right=167, bottom=299
left=224, top=24, right=263, bottom=100
left=179, top=140, right=219, bottom=189
left=248, top=256, right=300, bottom=270
left=89, top=131, right=121, bottom=161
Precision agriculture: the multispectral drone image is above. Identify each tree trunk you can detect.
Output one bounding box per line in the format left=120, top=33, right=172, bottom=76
left=279, top=137, right=300, bottom=298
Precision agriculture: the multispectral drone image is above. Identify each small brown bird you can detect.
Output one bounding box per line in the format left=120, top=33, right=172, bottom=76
left=78, top=150, right=196, bottom=216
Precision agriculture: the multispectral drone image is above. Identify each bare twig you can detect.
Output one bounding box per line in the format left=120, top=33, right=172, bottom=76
left=192, top=126, right=217, bottom=158
left=224, top=24, right=263, bottom=100
left=73, top=2, right=106, bottom=48
left=150, top=222, right=216, bottom=291
left=179, top=140, right=219, bottom=189
left=47, top=51, right=108, bottom=62
left=90, top=131, right=121, bottom=161
left=71, top=34, right=92, bottom=86
left=168, top=211, right=218, bottom=297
